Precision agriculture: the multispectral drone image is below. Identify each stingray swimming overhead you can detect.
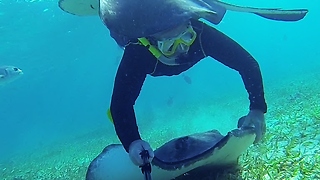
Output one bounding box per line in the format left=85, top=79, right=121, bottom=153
left=59, top=0, right=308, bottom=42
left=99, top=0, right=308, bottom=39
left=99, top=0, right=226, bottom=39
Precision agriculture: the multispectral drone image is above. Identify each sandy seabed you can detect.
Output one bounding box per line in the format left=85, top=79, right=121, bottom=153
left=1, top=72, right=319, bottom=180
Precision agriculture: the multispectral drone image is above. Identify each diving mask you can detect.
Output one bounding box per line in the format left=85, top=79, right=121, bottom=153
left=157, top=24, right=197, bottom=57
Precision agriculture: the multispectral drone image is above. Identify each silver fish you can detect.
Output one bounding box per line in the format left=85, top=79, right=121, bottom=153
left=0, top=66, right=23, bottom=85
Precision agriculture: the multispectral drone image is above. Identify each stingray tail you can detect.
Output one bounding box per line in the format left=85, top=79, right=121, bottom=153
left=212, top=1, right=308, bottom=22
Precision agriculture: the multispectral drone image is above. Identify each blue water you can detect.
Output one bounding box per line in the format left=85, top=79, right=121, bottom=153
left=0, top=0, right=319, bottom=174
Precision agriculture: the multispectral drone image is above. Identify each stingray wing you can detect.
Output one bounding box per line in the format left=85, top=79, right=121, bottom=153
left=210, top=0, right=308, bottom=21
left=58, top=0, right=99, bottom=16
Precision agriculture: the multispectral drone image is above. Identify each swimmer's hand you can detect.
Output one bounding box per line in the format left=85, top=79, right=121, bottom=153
left=238, top=109, right=266, bottom=143
left=129, top=139, right=154, bottom=166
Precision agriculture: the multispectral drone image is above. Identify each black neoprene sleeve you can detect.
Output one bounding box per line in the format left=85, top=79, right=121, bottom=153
left=199, top=23, right=267, bottom=113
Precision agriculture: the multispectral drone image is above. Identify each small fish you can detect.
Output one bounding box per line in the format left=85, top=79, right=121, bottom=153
left=167, top=96, right=174, bottom=106
left=182, top=74, right=192, bottom=84
left=0, top=66, right=23, bottom=85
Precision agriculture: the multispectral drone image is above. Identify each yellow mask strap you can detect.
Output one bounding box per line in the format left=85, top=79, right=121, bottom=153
left=138, top=37, right=162, bottom=59
left=138, top=37, right=180, bottom=65
left=107, top=108, right=114, bottom=124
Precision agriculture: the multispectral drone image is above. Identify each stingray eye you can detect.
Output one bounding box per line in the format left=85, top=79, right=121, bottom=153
left=13, top=67, right=18, bottom=71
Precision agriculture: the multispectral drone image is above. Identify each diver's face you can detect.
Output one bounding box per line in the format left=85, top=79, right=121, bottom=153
left=154, top=22, right=196, bottom=57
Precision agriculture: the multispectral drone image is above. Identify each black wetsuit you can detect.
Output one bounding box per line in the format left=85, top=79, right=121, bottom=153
left=110, top=20, right=267, bottom=152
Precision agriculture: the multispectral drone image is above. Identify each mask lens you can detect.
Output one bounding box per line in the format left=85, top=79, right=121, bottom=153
left=157, top=25, right=197, bottom=56
left=158, top=39, right=175, bottom=53
left=179, top=29, right=196, bottom=45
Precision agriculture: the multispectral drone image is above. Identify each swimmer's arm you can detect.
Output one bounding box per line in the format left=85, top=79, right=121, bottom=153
left=201, top=24, right=267, bottom=113
left=110, top=47, right=150, bottom=152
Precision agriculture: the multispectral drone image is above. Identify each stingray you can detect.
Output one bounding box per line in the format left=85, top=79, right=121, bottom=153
left=85, top=127, right=256, bottom=180
left=58, top=0, right=308, bottom=46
